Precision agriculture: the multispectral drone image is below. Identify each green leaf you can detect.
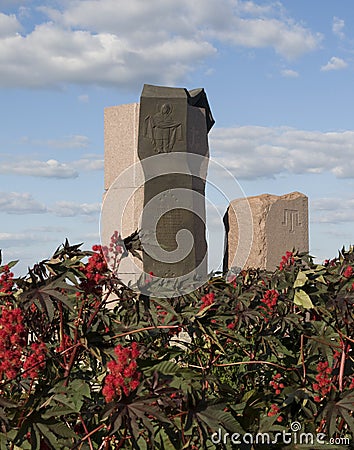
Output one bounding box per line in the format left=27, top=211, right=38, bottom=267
left=0, top=433, right=11, bottom=450
left=338, top=407, right=354, bottom=431
left=153, top=361, right=180, bottom=376
left=155, top=427, right=180, bottom=450
left=336, top=391, right=354, bottom=410
left=194, top=302, right=215, bottom=318
left=35, top=423, right=59, bottom=449
left=48, top=380, right=90, bottom=414
left=41, top=407, right=77, bottom=419
left=0, top=397, right=18, bottom=408
left=152, top=297, right=179, bottom=318
left=41, top=286, right=76, bottom=312
left=196, top=321, right=225, bottom=354
left=294, top=271, right=307, bottom=288
left=294, top=289, right=314, bottom=309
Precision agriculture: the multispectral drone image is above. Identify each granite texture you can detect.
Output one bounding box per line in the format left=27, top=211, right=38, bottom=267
left=224, top=192, right=309, bottom=271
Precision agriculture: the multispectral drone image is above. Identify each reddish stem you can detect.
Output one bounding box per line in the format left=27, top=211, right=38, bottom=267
left=338, top=343, right=348, bottom=392
left=79, top=415, right=94, bottom=450
left=63, top=298, right=85, bottom=385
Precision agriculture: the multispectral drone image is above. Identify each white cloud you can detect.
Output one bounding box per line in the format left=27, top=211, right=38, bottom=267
left=78, top=94, right=89, bottom=103
left=51, top=201, right=101, bottom=217
left=0, top=159, right=78, bottom=178
left=0, top=1, right=322, bottom=88
left=210, top=126, right=354, bottom=179
left=27, top=226, right=67, bottom=233
left=209, top=17, right=321, bottom=59
left=332, top=17, right=345, bottom=39
left=234, top=0, right=274, bottom=16
left=0, top=18, right=215, bottom=88
left=0, top=232, right=57, bottom=247
left=312, top=196, right=354, bottom=224
left=0, top=192, right=47, bottom=214
left=0, top=232, right=33, bottom=241
left=0, top=155, right=103, bottom=177
left=0, top=12, right=21, bottom=37
left=0, top=232, right=36, bottom=243
left=21, top=134, right=90, bottom=149
left=321, top=56, right=348, bottom=72
left=281, top=68, right=299, bottom=78
left=72, top=158, right=104, bottom=171
left=0, top=192, right=101, bottom=219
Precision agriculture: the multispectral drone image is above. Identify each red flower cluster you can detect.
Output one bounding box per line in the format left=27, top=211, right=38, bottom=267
left=0, top=307, right=27, bottom=380
left=156, top=304, right=167, bottom=322
left=267, top=403, right=283, bottom=422
left=0, top=265, right=14, bottom=294
left=102, top=342, right=141, bottom=403
left=103, top=231, right=124, bottom=268
left=261, top=289, right=279, bottom=310
left=200, top=292, right=215, bottom=311
left=81, top=245, right=107, bottom=290
left=279, top=251, right=295, bottom=270
left=0, top=306, right=48, bottom=381
left=324, top=258, right=337, bottom=267
left=259, top=289, right=279, bottom=321
left=269, top=373, right=285, bottom=395
left=23, top=342, right=47, bottom=379
left=343, top=265, right=353, bottom=278
left=155, top=305, right=181, bottom=335
left=313, top=361, right=333, bottom=402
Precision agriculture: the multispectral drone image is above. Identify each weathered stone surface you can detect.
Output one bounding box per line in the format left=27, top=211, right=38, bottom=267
left=102, top=85, right=214, bottom=291
left=104, top=103, right=140, bottom=190
left=102, top=186, right=144, bottom=240
left=137, top=84, right=212, bottom=279
left=223, top=192, right=309, bottom=271
left=102, top=103, right=143, bottom=276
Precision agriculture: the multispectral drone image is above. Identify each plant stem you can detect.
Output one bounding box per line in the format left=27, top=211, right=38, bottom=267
left=190, top=360, right=293, bottom=371
left=300, top=334, right=306, bottom=382
left=110, top=325, right=180, bottom=339
left=79, top=415, right=94, bottom=450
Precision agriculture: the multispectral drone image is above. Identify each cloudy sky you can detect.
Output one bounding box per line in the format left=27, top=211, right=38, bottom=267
left=1, top=0, right=353, bottom=274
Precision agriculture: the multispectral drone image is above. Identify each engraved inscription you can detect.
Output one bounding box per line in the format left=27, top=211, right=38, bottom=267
left=143, top=103, right=182, bottom=153
left=157, top=209, right=184, bottom=251
left=282, top=209, right=301, bottom=233
left=155, top=191, right=184, bottom=251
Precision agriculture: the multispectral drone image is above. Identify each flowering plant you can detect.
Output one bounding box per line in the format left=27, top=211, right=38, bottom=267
left=0, top=241, right=353, bottom=449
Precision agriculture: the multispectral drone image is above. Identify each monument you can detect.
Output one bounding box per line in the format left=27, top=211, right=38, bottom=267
left=138, top=84, right=213, bottom=279
left=223, top=192, right=309, bottom=271
left=102, top=84, right=214, bottom=295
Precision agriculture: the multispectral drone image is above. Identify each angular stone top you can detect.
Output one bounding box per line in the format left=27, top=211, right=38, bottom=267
left=142, top=84, right=215, bottom=133
left=235, top=191, right=306, bottom=204
left=142, top=84, right=187, bottom=98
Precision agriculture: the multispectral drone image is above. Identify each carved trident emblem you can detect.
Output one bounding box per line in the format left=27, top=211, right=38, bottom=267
left=282, top=209, right=301, bottom=233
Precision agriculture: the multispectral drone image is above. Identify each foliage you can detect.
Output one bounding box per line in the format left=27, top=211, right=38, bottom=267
left=0, top=240, right=354, bottom=449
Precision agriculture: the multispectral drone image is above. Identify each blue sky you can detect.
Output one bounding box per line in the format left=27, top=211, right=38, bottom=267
left=1, top=0, right=354, bottom=274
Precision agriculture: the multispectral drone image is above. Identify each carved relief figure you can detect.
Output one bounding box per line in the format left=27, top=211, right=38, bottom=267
left=143, top=103, right=182, bottom=153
